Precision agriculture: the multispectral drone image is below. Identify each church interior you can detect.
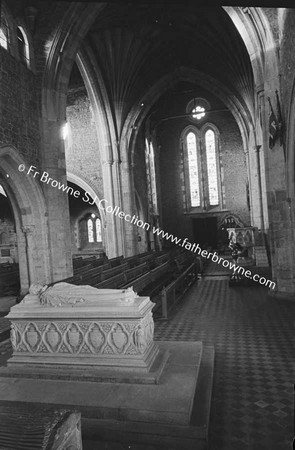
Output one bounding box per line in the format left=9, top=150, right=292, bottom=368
left=0, top=1, right=294, bottom=449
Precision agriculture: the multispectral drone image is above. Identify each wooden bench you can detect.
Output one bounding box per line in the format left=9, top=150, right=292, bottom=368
left=107, top=255, right=124, bottom=268
left=72, top=257, right=83, bottom=269
left=141, top=261, right=173, bottom=297
left=121, top=255, right=141, bottom=269
left=92, top=261, right=171, bottom=295
left=100, top=263, right=129, bottom=281
left=138, top=253, right=156, bottom=265
left=160, top=262, right=197, bottom=319
left=73, top=263, right=94, bottom=276
left=123, top=262, right=149, bottom=284
left=122, top=251, right=155, bottom=269
left=155, top=253, right=170, bottom=266
left=94, top=272, right=127, bottom=289
left=125, top=271, right=153, bottom=294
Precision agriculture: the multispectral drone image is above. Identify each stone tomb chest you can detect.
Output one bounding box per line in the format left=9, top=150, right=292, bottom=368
left=7, top=283, right=159, bottom=374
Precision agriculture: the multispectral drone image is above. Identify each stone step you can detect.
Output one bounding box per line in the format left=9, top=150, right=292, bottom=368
left=0, top=341, right=215, bottom=450
left=255, top=246, right=269, bottom=267
left=82, top=345, right=215, bottom=450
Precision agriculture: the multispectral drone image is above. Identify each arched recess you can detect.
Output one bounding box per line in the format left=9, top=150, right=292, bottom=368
left=0, top=145, right=50, bottom=294
left=74, top=209, right=104, bottom=253
left=66, top=172, right=106, bottom=230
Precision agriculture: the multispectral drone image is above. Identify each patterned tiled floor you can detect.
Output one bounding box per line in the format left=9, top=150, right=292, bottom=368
left=155, top=262, right=295, bottom=450
left=0, top=264, right=294, bottom=450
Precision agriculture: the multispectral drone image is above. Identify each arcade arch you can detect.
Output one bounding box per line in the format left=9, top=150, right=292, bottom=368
left=0, top=146, right=50, bottom=294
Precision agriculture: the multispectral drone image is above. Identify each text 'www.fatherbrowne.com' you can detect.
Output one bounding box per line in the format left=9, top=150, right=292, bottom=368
left=152, top=226, right=276, bottom=290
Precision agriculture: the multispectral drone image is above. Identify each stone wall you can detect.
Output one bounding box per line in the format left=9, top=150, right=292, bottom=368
left=66, top=87, right=103, bottom=199
left=0, top=49, right=40, bottom=166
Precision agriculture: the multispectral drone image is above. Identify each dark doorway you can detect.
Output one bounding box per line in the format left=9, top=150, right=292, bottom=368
left=192, top=217, right=217, bottom=249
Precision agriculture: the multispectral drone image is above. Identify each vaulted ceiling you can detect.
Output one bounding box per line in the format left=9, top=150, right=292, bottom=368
left=71, top=4, right=255, bottom=137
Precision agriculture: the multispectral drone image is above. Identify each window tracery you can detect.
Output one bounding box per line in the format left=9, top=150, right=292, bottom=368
left=145, top=138, right=159, bottom=216
left=17, top=26, right=30, bottom=66
left=182, top=125, right=223, bottom=211
left=87, top=213, right=102, bottom=243
left=0, top=16, right=9, bottom=50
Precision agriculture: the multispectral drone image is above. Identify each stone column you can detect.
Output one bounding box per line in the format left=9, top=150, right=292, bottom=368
left=101, top=158, right=119, bottom=258
left=119, top=157, right=137, bottom=257
left=112, top=157, right=126, bottom=257
left=41, top=118, right=73, bottom=282
left=254, top=145, right=265, bottom=233
left=247, top=142, right=262, bottom=229
left=244, top=149, right=254, bottom=224
left=17, top=228, right=30, bottom=295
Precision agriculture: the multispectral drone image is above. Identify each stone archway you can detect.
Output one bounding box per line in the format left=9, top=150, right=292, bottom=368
left=0, top=145, right=50, bottom=294
left=66, top=172, right=107, bottom=255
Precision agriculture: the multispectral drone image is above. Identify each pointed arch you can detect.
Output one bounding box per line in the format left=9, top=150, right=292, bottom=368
left=0, top=145, right=51, bottom=293
left=66, top=171, right=106, bottom=229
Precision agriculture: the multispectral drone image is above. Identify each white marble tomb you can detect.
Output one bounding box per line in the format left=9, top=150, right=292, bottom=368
left=7, top=283, right=159, bottom=372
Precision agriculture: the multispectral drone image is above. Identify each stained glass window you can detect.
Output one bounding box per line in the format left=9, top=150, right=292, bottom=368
left=17, top=27, right=30, bottom=66
left=205, top=129, right=219, bottom=205
left=192, top=106, right=205, bottom=120
left=187, top=132, right=200, bottom=207
left=87, top=218, right=94, bottom=243
left=0, top=18, right=9, bottom=50
left=95, top=218, right=102, bottom=242
left=145, top=139, right=159, bottom=215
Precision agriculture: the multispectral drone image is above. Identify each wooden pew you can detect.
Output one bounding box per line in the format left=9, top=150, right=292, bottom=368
left=94, top=272, right=127, bottom=289
left=138, top=253, right=156, bottom=266
left=122, top=251, right=155, bottom=269
left=127, top=261, right=173, bottom=297
left=124, top=271, right=152, bottom=294
left=142, top=261, right=173, bottom=297
left=64, top=262, right=112, bottom=285
left=100, top=263, right=129, bottom=281
left=73, top=263, right=94, bottom=276
left=159, top=262, right=197, bottom=319
left=92, top=261, right=172, bottom=295
left=123, top=262, right=149, bottom=284
left=121, top=254, right=142, bottom=268
left=154, top=253, right=170, bottom=266
left=107, top=255, right=124, bottom=268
